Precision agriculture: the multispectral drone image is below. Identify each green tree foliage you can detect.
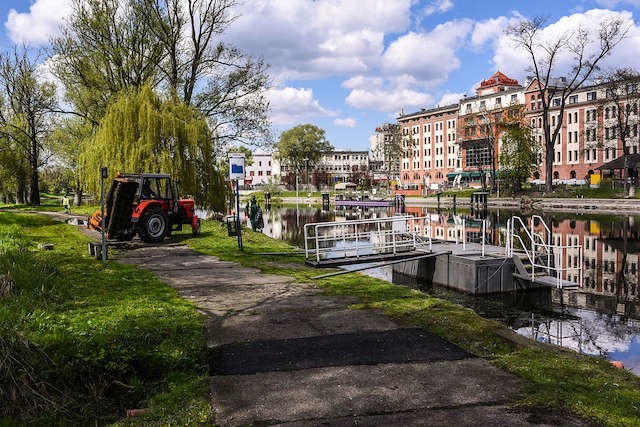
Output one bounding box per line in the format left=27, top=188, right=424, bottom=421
left=276, top=124, right=333, bottom=175
left=52, top=0, right=270, bottom=146
left=83, top=85, right=224, bottom=211
left=52, top=0, right=163, bottom=125
left=499, top=124, right=540, bottom=194
left=49, top=118, right=93, bottom=204
left=0, top=48, right=57, bottom=206
left=0, top=133, right=30, bottom=204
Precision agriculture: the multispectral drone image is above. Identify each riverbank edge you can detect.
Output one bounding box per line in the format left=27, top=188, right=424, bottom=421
left=275, top=196, right=640, bottom=215
left=185, top=220, right=640, bottom=427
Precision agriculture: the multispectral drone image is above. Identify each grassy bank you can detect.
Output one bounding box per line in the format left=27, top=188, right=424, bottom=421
left=0, top=193, right=98, bottom=216
left=186, top=221, right=640, bottom=427
left=0, top=213, right=210, bottom=425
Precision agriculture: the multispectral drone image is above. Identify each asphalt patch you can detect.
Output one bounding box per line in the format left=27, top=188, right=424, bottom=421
left=209, top=328, right=472, bottom=375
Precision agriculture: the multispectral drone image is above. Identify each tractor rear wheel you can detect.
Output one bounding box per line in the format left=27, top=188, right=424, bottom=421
left=139, top=207, right=169, bottom=243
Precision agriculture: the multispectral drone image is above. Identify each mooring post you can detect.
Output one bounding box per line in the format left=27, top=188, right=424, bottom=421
left=462, top=219, right=466, bottom=251
left=481, top=219, right=486, bottom=257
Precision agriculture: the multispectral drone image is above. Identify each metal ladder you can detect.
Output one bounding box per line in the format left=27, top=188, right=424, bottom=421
left=506, top=215, right=582, bottom=289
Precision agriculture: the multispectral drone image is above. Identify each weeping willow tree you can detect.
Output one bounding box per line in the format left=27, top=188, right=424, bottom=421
left=82, top=85, right=225, bottom=211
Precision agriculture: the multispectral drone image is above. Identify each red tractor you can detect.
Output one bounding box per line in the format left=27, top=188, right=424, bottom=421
left=88, top=173, right=200, bottom=243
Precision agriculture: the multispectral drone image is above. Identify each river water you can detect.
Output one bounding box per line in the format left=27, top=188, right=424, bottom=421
left=254, top=203, right=640, bottom=375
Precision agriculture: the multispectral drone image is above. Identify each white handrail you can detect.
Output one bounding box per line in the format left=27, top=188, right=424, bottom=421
left=304, top=215, right=433, bottom=262
left=507, top=215, right=583, bottom=288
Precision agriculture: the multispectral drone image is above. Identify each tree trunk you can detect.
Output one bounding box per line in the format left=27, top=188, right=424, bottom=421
left=29, top=137, right=40, bottom=206
left=16, top=177, right=26, bottom=204
left=545, top=142, right=553, bottom=193
left=74, top=177, right=83, bottom=206
left=623, top=154, right=629, bottom=197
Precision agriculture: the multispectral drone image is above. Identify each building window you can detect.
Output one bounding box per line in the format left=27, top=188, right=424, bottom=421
left=569, top=95, right=578, bottom=104
left=587, top=91, right=597, bottom=101
left=552, top=98, right=561, bottom=107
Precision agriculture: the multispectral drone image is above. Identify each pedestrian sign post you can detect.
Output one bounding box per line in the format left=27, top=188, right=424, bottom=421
left=228, top=153, right=245, bottom=250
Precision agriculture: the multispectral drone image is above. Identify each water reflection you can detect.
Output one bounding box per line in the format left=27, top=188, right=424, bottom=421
left=260, top=204, right=640, bottom=374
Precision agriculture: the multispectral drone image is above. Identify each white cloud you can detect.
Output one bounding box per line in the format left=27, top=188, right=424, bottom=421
left=5, top=0, right=72, bottom=46
left=437, top=92, right=465, bottom=106
left=267, top=86, right=335, bottom=125
left=423, top=0, right=454, bottom=16
left=471, top=13, right=523, bottom=49
left=346, top=88, right=433, bottom=112
left=225, top=0, right=412, bottom=80
left=341, top=75, right=385, bottom=90
left=334, top=117, right=357, bottom=128
left=381, top=20, right=473, bottom=84
left=491, top=9, right=640, bottom=83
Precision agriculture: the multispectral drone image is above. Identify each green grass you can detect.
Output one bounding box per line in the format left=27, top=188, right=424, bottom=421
left=184, top=221, right=640, bottom=427
left=0, top=213, right=210, bottom=425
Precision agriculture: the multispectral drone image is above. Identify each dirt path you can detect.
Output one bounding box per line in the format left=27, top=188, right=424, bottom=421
left=112, top=243, right=587, bottom=427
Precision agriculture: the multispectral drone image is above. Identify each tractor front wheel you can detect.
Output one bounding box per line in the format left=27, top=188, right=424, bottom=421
left=139, top=207, right=169, bottom=243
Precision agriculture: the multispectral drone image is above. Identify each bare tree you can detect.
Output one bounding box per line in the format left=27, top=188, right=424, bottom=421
left=142, top=0, right=271, bottom=145
left=508, top=16, right=627, bottom=192
left=0, top=48, right=57, bottom=206
left=590, top=68, right=640, bottom=196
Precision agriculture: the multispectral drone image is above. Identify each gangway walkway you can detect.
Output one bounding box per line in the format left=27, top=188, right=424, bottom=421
left=304, top=216, right=435, bottom=267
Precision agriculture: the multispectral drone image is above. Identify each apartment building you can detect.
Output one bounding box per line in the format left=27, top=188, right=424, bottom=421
left=370, top=123, right=401, bottom=184
left=396, top=104, right=459, bottom=195
left=457, top=72, right=525, bottom=187
left=315, top=150, right=370, bottom=184
left=244, top=151, right=274, bottom=187
left=525, top=77, right=640, bottom=183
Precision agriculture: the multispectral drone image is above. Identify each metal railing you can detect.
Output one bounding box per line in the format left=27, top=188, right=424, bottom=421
left=304, top=216, right=433, bottom=263
left=506, top=215, right=583, bottom=288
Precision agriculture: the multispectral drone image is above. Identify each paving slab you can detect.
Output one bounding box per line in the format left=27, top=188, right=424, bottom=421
left=273, top=405, right=587, bottom=427
left=210, top=328, right=471, bottom=375
left=210, top=360, right=523, bottom=426
left=208, top=304, right=399, bottom=346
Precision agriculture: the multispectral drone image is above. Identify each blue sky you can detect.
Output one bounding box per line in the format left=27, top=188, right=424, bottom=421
left=2, top=0, right=640, bottom=151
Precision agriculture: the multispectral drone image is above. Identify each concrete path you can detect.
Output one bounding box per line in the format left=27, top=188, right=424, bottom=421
left=113, top=243, right=588, bottom=427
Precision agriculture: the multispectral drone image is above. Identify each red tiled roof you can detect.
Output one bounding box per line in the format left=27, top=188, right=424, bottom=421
left=480, top=71, right=519, bottom=87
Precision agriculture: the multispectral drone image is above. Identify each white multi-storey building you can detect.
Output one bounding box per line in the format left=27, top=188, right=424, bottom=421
left=245, top=151, right=274, bottom=187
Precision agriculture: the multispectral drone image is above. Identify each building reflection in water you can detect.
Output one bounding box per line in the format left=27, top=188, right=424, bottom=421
left=261, top=204, right=640, bottom=374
